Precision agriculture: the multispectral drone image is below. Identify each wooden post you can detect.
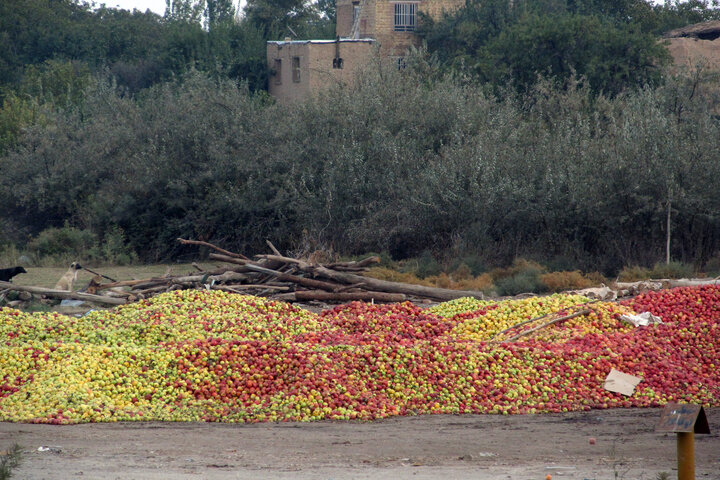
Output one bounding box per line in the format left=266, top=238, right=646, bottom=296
left=656, top=403, right=710, bottom=480
left=677, top=431, right=695, bottom=480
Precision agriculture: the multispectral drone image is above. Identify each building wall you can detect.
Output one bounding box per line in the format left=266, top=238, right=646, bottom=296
left=268, top=0, right=463, bottom=102
left=267, top=40, right=375, bottom=104
left=336, top=0, right=463, bottom=55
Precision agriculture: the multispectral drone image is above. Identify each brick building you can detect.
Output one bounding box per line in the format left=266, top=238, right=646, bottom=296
left=267, top=0, right=463, bottom=102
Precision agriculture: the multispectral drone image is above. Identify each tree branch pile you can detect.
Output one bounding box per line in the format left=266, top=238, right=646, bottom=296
left=80, top=238, right=485, bottom=305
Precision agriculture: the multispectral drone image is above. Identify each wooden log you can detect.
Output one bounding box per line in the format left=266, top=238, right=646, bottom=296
left=212, top=284, right=290, bottom=294
left=177, top=238, right=249, bottom=260
left=275, top=290, right=406, bottom=303
left=0, top=281, right=127, bottom=305
left=309, top=266, right=484, bottom=301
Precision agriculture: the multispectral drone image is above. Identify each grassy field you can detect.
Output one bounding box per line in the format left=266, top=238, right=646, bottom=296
left=10, top=263, right=218, bottom=289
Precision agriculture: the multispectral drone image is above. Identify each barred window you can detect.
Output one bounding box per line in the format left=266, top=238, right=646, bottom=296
left=273, top=59, right=282, bottom=85
left=394, top=3, right=416, bottom=32
left=292, top=56, right=301, bottom=83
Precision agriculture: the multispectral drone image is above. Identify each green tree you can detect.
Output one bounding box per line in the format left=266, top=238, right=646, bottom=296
left=485, top=13, right=669, bottom=96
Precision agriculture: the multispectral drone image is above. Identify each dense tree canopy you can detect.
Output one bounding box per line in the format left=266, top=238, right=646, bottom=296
left=2, top=0, right=720, bottom=272
left=420, top=0, right=720, bottom=95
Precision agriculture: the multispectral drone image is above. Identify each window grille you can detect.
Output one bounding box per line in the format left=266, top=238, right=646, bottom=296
left=273, top=59, right=282, bottom=85
left=394, top=3, right=416, bottom=32
left=292, top=57, right=301, bottom=83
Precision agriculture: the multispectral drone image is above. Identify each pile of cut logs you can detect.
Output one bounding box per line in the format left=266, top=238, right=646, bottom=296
left=0, top=239, right=485, bottom=307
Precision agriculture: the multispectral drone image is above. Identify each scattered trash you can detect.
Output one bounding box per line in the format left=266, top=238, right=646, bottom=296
left=603, top=369, right=642, bottom=396
left=37, top=445, right=62, bottom=453
left=60, top=299, right=84, bottom=307
left=620, top=312, right=663, bottom=327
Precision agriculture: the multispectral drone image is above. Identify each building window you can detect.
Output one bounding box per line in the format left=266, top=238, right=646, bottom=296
left=273, top=59, right=282, bottom=85
left=292, top=56, right=301, bottom=83
left=394, top=3, right=416, bottom=32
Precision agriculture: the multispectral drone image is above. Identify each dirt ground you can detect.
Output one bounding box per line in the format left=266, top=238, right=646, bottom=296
left=2, top=407, right=719, bottom=480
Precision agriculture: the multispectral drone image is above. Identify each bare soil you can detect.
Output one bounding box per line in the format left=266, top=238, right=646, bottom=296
left=2, top=407, right=719, bottom=479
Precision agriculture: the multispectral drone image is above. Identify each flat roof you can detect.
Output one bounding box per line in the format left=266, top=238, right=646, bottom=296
left=267, top=38, right=376, bottom=45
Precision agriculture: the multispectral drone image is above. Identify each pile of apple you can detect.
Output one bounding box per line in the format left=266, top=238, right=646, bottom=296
left=1, top=286, right=718, bottom=424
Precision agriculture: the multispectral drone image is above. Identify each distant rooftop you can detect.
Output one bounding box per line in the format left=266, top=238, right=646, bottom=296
left=664, top=20, right=720, bottom=40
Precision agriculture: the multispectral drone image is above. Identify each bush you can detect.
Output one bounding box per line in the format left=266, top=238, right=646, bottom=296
left=704, top=254, right=720, bottom=277
left=364, top=267, right=434, bottom=286
left=617, top=265, right=652, bottom=282
left=93, top=226, right=138, bottom=266
left=415, top=251, right=443, bottom=279
left=27, top=226, right=98, bottom=265
left=649, top=261, right=694, bottom=279
left=495, top=270, right=545, bottom=296
left=491, top=258, right=546, bottom=296
left=540, top=271, right=595, bottom=292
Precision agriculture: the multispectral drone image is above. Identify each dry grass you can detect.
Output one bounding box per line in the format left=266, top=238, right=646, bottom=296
left=365, top=267, right=494, bottom=292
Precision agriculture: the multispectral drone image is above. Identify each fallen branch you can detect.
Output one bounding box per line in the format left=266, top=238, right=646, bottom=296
left=501, top=309, right=590, bottom=343
left=488, top=301, right=599, bottom=341
left=0, top=281, right=127, bottom=305
left=177, top=238, right=249, bottom=260
left=309, top=265, right=485, bottom=301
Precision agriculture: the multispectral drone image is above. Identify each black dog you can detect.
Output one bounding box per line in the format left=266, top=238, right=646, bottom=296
left=0, top=266, right=27, bottom=282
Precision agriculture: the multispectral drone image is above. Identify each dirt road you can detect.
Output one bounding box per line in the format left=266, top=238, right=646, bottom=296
left=2, top=407, right=719, bottom=480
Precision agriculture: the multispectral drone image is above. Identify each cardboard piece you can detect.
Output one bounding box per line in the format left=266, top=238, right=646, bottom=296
left=603, top=368, right=642, bottom=396
left=656, top=403, right=711, bottom=434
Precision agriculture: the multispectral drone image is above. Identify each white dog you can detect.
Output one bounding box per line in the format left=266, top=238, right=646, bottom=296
left=54, top=262, right=83, bottom=291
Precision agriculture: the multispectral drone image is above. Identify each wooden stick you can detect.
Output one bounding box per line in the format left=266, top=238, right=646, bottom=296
left=327, top=256, right=381, bottom=269
left=266, top=239, right=282, bottom=256
left=177, top=238, right=249, bottom=260
left=80, top=266, right=117, bottom=282
left=501, top=309, right=590, bottom=343
left=0, top=281, right=126, bottom=305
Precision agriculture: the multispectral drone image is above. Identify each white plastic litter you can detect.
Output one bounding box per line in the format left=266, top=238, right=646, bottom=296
left=620, top=312, right=663, bottom=327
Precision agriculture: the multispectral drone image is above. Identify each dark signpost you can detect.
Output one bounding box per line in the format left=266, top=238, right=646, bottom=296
left=656, top=403, right=711, bottom=480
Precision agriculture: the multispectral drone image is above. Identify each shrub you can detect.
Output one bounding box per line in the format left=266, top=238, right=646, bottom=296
left=27, top=226, right=98, bottom=265
left=490, top=258, right=546, bottom=296
left=495, top=269, right=545, bottom=296
left=617, top=265, right=652, bottom=282
left=540, top=271, right=595, bottom=292
left=364, top=267, right=434, bottom=286
left=415, top=251, right=443, bottom=279
left=704, top=254, right=720, bottom=277
left=0, top=444, right=22, bottom=480
left=96, top=226, right=138, bottom=266
left=648, top=261, right=694, bottom=279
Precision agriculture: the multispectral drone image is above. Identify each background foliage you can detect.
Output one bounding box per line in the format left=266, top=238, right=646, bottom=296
left=1, top=0, right=719, bottom=274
